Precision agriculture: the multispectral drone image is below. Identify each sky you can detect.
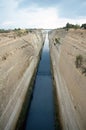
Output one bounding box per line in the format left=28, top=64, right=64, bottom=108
left=0, top=0, right=86, bottom=29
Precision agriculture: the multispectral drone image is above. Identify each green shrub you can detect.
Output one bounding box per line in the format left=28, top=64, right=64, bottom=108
left=81, top=23, right=86, bottom=29
left=75, top=54, right=83, bottom=68
left=55, top=38, right=60, bottom=45
left=0, top=29, right=10, bottom=33
left=64, top=23, right=80, bottom=30
left=82, top=67, right=86, bottom=76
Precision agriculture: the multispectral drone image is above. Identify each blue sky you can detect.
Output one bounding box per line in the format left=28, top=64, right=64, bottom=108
left=0, top=0, right=86, bottom=29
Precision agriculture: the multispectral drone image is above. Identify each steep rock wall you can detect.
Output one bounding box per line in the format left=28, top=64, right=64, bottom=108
left=49, top=29, right=86, bottom=130
left=0, top=30, right=44, bottom=130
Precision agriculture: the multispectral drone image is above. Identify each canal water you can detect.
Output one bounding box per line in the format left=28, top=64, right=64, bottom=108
left=25, top=33, right=55, bottom=130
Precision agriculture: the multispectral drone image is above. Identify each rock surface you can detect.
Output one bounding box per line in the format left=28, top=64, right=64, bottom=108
left=0, top=29, right=44, bottom=130
left=49, top=29, right=86, bottom=130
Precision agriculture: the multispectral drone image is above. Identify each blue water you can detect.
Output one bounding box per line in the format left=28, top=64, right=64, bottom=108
left=25, top=33, right=55, bottom=130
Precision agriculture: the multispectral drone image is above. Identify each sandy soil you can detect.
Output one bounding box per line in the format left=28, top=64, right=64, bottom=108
left=0, top=29, right=43, bottom=130
left=49, top=29, right=86, bottom=130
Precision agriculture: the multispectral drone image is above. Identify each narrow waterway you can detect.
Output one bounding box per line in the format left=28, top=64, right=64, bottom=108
left=25, top=32, right=55, bottom=130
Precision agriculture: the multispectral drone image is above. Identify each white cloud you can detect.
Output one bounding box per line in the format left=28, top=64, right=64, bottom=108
left=1, top=5, right=59, bottom=29
left=0, top=0, right=86, bottom=29
left=15, top=7, right=59, bottom=28
left=2, top=21, right=15, bottom=26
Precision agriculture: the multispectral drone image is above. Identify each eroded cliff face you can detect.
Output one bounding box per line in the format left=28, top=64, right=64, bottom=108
left=0, top=29, right=44, bottom=130
left=49, top=29, right=86, bottom=130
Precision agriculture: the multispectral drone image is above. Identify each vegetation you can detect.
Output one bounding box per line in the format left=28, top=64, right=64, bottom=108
left=64, top=23, right=80, bottom=31
left=0, top=29, right=10, bottom=33
left=14, top=28, right=28, bottom=37
left=54, top=37, right=61, bottom=45
left=64, top=23, right=86, bottom=30
left=82, top=67, right=86, bottom=76
left=14, top=28, right=21, bottom=31
left=75, top=54, right=86, bottom=76
left=81, top=23, right=86, bottom=29
left=2, top=55, right=7, bottom=60
left=75, top=54, right=83, bottom=68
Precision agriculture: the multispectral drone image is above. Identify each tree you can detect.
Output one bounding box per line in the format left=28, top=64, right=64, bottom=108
left=66, top=23, right=70, bottom=31
left=74, top=24, right=80, bottom=29
left=65, top=23, right=80, bottom=30
left=81, top=24, right=86, bottom=29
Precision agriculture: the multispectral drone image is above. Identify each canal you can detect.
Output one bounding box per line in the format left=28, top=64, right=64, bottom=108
left=25, top=32, right=55, bottom=130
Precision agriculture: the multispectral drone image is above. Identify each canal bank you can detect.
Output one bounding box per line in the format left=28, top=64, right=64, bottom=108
left=49, top=29, right=85, bottom=130
left=15, top=39, right=44, bottom=130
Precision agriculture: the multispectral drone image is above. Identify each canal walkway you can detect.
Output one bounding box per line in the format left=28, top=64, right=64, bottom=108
left=25, top=33, right=55, bottom=130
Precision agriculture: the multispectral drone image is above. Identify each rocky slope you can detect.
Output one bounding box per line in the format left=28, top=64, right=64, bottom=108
left=49, top=29, right=86, bottom=130
left=0, top=29, right=44, bottom=130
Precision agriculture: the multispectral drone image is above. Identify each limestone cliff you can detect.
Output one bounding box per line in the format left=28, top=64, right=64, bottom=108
left=49, top=29, right=86, bottom=130
left=0, top=29, right=44, bottom=130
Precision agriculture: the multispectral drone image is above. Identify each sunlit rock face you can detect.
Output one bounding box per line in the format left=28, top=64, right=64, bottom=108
left=0, top=29, right=44, bottom=130
left=49, top=29, right=86, bottom=130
